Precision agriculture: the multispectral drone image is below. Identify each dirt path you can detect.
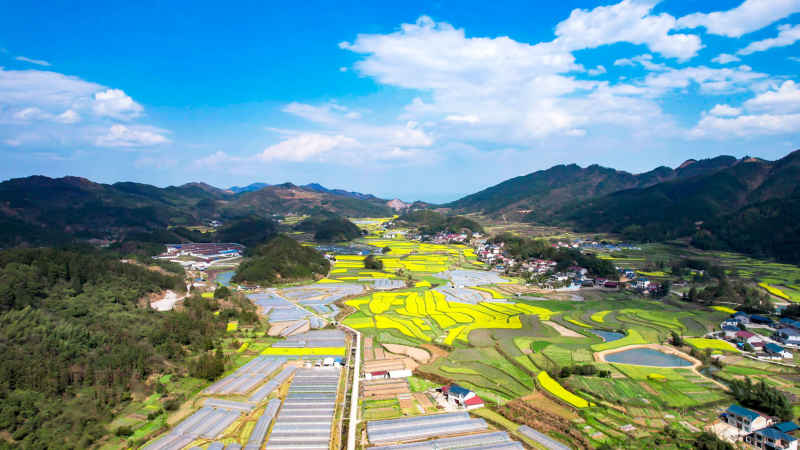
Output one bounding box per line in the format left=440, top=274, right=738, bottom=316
left=150, top=290, right=185, bottom=311
left=542, top=321, right=583, bottom=337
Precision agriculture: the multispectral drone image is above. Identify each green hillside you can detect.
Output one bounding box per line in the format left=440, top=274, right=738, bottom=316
left=446, top=156, right=737, bottom=218
left=232, top=234, right=331, bottom=285
left=0, top=247, right=255, bottom=448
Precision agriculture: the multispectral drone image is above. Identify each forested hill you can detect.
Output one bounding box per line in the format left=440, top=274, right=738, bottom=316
left=564, top=150, right=800, bottom=263
left=0, top=247, right=256, bottom=448
left=0, top=176, right=392, bottom=248
left=397, top=210, right=484, bottom=234
left=230, top=183, right=393, bottom=217
left=446, top=155, right=738, bottom=218
left=233, top=234, right=331, bottom=285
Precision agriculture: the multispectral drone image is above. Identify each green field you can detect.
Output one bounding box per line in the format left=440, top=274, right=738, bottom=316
left=330, top=227, right=800, bottom=449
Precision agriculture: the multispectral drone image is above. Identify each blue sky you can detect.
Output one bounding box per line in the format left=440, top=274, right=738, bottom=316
left=1, top=0, right=799, bottom=202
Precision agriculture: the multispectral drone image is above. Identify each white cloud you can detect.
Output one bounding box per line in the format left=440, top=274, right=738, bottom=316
left=0, top=67, right=165, bottom=150
left=642, top=65, right=768, bottom=95
left=790, top=56, right=800, bottom=62
left=445, top=114, right=480, bottom=124
left=553, top=0, right=703, bottom=60
left=0, top=67, right=101, bottom=110
left=691, top=80, right=800, bottom=138
left=744, top=80, right=800, bottom=113
left=92, top=88, right=143, bottom=120
left=613, top=54, right=668, bottom=71
left=55, top=109, right=80, bottom=124
left=339, top=66, right=348, bottom=72
left=678, top=0, right=800, bottom=37
left=95, top=124, right=170, bottom=147
left=12, top=107, right=49, bottom=121
left=282, top=102, right=363, bottom=124
left=194, top=151, right=234, bottom=169
left=340, top=16, right=578, bottom=91
left=258, top=133, right=359, bottom=162
left=282, top=101, right=433, bottom=154
left=709, top=104, right=742, bottom=116
left=340, top=16, right=669, bottom=142
left=738, top=24, right=800, bottom=55
left=712, top=53, right=741, bottom=64
left=587, top=65, right=607, bottom=76
left=15, top=56, right=51, bottom=66
left=691, top=113, right=800, bottom=137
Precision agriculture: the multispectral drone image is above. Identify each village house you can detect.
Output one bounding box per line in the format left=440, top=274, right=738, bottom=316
left=764, top=343, right=793, bottom=360
left=438, top=384, right=485, bottom=410
left=723, top=317, right=741, bottom=328
left=774, top=328, right=800, bottom=346
left=779, top=317, right=800, bottom=331
left=724, top=404, right=771, bottom=434
left=722, top=325, right=741, bottom=339
left=735, top=330, right=764, bottom=347
left=734, top=312, right=751, bottom=325
left=745, top=422, right=799, bottom=450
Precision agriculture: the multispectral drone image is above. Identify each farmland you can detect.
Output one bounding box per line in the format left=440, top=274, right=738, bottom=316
left=323, top=223, right=786, bottom=449
left=98, top=218, right=800, bottom=450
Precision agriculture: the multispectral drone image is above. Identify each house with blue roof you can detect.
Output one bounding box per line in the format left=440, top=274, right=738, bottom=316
left=764, top=343, right=793, bottom=359
left=780, top=317, right=800, bottom=331
left=724, top=404, right=770, bottom=433
left=722, top=325, right=741, bottom=339
left=734, top=312, right=751, bottom=324
left=745, top=424, right=798, bottom=450
left=751, top=314, right=775, bottom=326
left=775, top=422, right=800, bottom=434
left=775, top=328, right=800, bottom=346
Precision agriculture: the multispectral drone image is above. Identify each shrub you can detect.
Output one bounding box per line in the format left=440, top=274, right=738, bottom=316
left=115, top=426, right=133, bottom=437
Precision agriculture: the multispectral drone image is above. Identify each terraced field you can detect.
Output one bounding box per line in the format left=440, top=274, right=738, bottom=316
left=325, top=223, right=798, bottom=449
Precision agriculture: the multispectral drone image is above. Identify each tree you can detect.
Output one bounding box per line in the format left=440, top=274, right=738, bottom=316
left=364, top=254, right=383, bottom=270
left=214, top=285, right=231, bottom=299
left=729, top=378, right=793, bottom=422
left=694, top=432, right=734, bottom=450
left=670, top=331, right=684, bottom=347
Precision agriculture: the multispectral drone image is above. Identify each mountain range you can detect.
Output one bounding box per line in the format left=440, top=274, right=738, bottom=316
left=445, top=155, right=740, bottom=219
left=447, top=149, right=800, bottom=264
left=0, top=177, right=394, bottom=247
left=1, top=149, right=798, bottom=264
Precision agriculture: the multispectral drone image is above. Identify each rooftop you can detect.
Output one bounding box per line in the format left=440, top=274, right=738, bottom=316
left=765, top=343, right=785, bottom=353
left=774, top=422, right=800, bottom=433
left=727, top=404, right=761, bottom=421
left=756, top=427, right=797, bottom=442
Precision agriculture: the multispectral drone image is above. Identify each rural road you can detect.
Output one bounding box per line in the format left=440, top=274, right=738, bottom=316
left=339, top=324, right=361, bottom=450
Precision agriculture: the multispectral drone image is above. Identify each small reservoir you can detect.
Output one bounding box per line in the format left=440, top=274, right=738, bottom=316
left=591, top=330, right=624, bottom=342
left=215, top=271, right=235, bottom=287
left=605, top=348, right=693, bottom=367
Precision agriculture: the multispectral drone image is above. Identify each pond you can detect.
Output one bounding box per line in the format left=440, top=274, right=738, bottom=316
left=591, top=329, right=624, bottom=342
left=605, top=348, right=693, bottom=367
left=215, top=271, right=235, bottom=287
left=314, top=245, right=376, bottom=255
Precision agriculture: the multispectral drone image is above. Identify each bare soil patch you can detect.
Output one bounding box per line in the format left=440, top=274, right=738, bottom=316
left=421, top=344, right=449, bottom=364
left=382, top=344, right=431, bottom=363
left=542, top=320, right=583, bottom=337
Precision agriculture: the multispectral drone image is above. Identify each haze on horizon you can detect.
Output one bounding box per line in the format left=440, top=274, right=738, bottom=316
left=1, top=0, right=799, bottom=202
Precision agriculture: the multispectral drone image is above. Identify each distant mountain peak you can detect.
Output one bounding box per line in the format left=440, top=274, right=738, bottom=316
left=228, top=182, right=270, bottom=194
left=678, top=159, right=697, bottom=169
left=387, top=199, right=410, bottom=211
